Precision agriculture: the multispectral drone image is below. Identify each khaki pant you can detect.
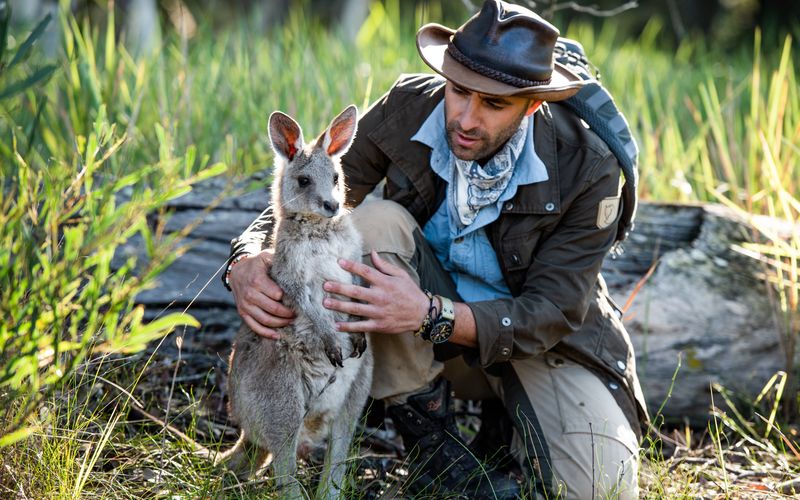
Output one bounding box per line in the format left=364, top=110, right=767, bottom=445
left=351, top=200, right=640, bottom=499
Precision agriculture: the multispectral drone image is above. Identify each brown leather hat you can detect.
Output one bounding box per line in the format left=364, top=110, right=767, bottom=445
left=417, top=0, right=584, bottom=101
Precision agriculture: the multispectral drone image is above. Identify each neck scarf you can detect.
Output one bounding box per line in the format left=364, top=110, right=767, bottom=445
left=451, top=116, right=529, bottom=226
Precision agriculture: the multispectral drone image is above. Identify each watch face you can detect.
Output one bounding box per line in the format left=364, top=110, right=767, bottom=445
left=429, top=321, right=453, bottom=344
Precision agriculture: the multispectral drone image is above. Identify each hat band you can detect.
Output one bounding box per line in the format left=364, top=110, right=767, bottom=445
left=446, top=41, right=552, bottom=88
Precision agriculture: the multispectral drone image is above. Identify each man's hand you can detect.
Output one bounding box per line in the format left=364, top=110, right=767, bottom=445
left=229, top=250, right=295, bottom=339
left=322, top=250, right=430, bottom=334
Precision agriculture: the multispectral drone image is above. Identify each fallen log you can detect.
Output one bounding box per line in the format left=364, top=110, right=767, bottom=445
left=123, top=177, right=793, bottom=424
left=606, top=203, right=789, bottom=425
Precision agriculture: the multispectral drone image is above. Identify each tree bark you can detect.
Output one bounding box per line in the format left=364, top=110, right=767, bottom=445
left=605, top=203, right=790, bottom=425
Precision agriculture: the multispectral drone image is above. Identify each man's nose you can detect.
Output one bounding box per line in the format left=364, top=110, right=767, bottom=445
left=458, top=96, right=481, bottom=131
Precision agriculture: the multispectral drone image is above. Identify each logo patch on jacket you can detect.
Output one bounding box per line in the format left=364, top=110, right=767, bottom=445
left=597, top=196, right=620, bottom=229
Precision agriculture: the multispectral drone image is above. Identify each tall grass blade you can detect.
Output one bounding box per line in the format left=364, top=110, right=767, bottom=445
left=72, top=410, right=122, bottom=497
left=0, top=64, right=57, bottom=100
left=7, top=13, right=52, bottom=69
left=0, top=6, right=9, bottom=65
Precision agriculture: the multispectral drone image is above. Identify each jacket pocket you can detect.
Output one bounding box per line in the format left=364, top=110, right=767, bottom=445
left=593, top=294, right=634, bottom=379
left=498, top=226, right=544, bottom=273
left=500, top=238, right=535, bottom=273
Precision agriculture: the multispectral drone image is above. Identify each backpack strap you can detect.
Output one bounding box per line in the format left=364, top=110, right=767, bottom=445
left=555, top=38, right=639, bottom=245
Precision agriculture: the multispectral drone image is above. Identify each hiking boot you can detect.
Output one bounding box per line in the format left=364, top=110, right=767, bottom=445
left=387, top=378, right=520, bottom=499
left=469, top=398, right=519, bottom=475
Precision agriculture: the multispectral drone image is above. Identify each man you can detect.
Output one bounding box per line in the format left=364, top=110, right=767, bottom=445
left=224, top=1, right=648, bottom=498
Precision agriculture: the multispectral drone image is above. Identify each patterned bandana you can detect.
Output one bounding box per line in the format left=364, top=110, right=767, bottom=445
left=451, top=116, right=529, bottom=226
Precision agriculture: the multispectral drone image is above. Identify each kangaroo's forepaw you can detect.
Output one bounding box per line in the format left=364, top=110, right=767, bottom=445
left=349, top=333, right=366, bottom=358
left=325, top=345, right=344, bottom=367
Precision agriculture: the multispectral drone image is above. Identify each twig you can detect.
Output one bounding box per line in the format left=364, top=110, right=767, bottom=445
left=543, top=1, right=638, bottom=18
left=3, top=464, right=29, bottom=500
left=665, top=0, right=686, bottom=40
left=466, top=0, right=637, bottom=19
left=622, top=253, right=660, bottom=315
left=777, top=477, right=800, bottom=495
left=92, top=372, right=210, bottom=455
left=460, top=0, right=477, bottom=13
left=158, top=334, right=185, bottom=480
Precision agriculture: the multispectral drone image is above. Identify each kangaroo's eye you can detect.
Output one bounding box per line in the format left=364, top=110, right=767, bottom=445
left=333, top=173, right=339, bottom=185
left=297, top=176, right=310, bottom=187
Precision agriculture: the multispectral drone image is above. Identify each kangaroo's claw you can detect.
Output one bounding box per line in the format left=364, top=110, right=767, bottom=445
left=325, top=345, right=344, bottom=367
left=349, top=333, right=366, bottom=358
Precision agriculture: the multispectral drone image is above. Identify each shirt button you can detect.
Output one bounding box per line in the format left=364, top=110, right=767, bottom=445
left=545, top=202, right=555, bottom=212
left=616, top=360, right=626, bottom=371
left=501, top=317, right=512, bottom=327
left=500, top=347, right=511, bottom=356
left=504, top=202, right=514, bottom=211
left=609, top=382, right=619, bottom=390
left=454, top=237, right=464, bottom=244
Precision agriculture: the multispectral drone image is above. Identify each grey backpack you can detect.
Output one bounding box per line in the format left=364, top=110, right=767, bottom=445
left=555, top=38, right=639, bottom=245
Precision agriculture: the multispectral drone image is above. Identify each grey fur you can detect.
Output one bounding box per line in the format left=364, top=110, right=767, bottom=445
left=219, top=106, right=373, bottom=499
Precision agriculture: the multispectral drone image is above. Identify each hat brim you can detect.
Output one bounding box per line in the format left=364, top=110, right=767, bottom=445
left=416, top=23, right=584, bottom=102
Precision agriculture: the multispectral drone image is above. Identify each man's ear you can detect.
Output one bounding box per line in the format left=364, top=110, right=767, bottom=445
left=525, top=101, right=543, bottom=117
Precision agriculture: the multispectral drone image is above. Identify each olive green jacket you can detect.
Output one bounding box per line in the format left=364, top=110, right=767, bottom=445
left=228, top=74, right=649, bottom=431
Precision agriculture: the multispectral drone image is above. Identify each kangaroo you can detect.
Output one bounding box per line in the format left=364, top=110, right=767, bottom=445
left=219, top=105, right=372, bottom=499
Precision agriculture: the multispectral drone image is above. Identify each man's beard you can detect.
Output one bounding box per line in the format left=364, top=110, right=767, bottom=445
left=445, top=110, right=527, bottom=163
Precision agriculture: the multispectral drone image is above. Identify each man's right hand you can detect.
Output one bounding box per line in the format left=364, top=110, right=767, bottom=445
left=228, top=250, right=295, bottom=339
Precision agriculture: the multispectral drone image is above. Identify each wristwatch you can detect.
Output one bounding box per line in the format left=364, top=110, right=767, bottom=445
left=428, top=295, right=455, bottom=344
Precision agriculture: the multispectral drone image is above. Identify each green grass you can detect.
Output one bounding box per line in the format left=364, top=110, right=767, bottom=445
left=1, top=2, right=799, bottom=497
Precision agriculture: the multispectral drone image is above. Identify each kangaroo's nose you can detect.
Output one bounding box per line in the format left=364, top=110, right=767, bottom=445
left=323, top=200, right=339, bottom=215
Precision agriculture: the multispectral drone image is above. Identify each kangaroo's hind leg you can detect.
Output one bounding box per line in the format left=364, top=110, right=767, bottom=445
left=251, top=380, right=306, bottom=498
left=269, top=426, right=306, bottom=499
left=315, top=414, right=359, bottom=500
left=316, top=355, right=373, bottom=500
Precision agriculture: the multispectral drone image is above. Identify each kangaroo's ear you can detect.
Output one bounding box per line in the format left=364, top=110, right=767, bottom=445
left=269, top=111, right=304, bottom=162
left=321, top=105, right=358, bottom=157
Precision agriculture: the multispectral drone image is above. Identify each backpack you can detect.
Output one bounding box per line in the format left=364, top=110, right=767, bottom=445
left=554, top=38, right=639, bottom=245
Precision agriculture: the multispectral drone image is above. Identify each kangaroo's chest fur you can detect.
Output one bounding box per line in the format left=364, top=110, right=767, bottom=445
left=282, top=217, right=361, bottom=401
left=270, top=215, right=360, bottom=332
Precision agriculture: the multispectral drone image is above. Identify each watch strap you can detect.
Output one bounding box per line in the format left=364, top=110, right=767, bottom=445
left=414, top=290, right=437, bottom=339
left=437, top=295, right=455, bottom=321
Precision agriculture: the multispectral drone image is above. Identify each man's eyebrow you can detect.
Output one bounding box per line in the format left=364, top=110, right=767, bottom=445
left=451, top=83, right=510, bottom=105
left=482, top=95, right=511, bottom=105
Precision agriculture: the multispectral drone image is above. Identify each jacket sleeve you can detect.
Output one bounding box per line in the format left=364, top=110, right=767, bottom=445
left=341, top=90, right=394, bottom=206
left=467, top=152, right=622, bottom=367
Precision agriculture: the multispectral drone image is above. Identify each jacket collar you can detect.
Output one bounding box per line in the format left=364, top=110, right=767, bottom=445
left=517, top=101, right=562, bottom=215
left=368, top=82, right=447, bottom=218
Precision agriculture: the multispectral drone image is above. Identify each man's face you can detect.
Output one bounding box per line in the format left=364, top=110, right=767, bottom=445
left=444, top=81, right=537, bottom=163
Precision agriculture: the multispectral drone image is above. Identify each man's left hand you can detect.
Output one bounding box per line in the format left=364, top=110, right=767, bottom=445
left=323, top=250, right=429, bottom=334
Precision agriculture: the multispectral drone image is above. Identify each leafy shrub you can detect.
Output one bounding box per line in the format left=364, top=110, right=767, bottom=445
left=0, top=11, right=224, bottom=446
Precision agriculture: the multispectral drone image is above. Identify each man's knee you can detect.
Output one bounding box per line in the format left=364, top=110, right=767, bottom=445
left=498, top=357, right=640, bottom=499
left=350, top=200, right=418, bottom=258
left=551, top=432, right=639, bottom=500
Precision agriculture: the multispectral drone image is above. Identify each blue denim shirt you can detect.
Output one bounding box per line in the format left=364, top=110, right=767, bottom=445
left=411, top=101, right=549, bottom=302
